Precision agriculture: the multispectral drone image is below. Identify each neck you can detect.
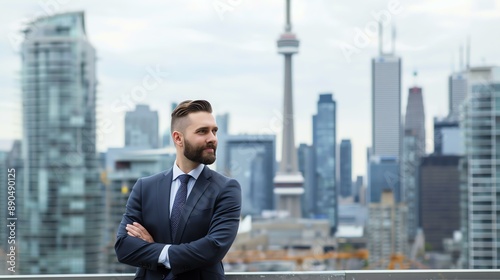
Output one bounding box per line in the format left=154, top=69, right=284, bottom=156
left=176, top=156, right=200, bottom=174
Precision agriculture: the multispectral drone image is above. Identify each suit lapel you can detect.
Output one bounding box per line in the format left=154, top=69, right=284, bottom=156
left=157, top=169, right=174, bottom=243
left=173, top=166, right=212, bottom=244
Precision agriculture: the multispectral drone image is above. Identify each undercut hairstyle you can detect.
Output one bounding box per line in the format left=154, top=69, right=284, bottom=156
left=171, top=100, right=213, bottom=133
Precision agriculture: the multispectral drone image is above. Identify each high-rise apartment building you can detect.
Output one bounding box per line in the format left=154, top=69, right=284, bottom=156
left=461, top=66, right=500, bottom=269
left=20, top=12, right=102, bottom=273
left=367, top=189, right=408, bottom=269
left=313, top=93, right=337, bottom=233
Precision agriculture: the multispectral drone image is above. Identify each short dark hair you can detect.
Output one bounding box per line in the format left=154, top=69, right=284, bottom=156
left=171, top=100, right=213, bottom=132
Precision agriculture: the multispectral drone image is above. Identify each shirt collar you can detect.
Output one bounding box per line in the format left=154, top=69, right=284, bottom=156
left=172, top=161, right=205, bottom=181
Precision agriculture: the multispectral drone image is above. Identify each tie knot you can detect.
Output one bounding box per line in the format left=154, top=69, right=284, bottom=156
left=178, top=174, right=191, bottom=185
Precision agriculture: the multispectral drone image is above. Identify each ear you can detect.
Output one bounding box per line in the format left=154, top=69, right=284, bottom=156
left=172, top=131, right=183, bottom=147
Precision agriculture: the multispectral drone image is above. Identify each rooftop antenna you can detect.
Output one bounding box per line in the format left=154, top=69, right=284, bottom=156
left=451, top=52, right=455, bottom=73
left=285, top=0, right=291, bottom=32
left=459, top=44, right=464, bottom=72
left=466, top=35, right=471, bottom=69
left=379, top=21, right=383, bottom=55
left=392, top=24, right=396, bottom=55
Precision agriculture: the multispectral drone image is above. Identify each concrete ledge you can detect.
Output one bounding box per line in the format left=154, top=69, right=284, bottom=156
left=0, top=270, right=499, bottom=280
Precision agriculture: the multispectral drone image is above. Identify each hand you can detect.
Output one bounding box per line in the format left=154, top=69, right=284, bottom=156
left=126, top=222, right=154, bottom=243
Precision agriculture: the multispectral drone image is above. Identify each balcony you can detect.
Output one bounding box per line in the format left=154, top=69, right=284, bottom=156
left=0, top=270, right=499, bottom=280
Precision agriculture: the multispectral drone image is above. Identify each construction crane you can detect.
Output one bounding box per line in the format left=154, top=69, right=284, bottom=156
left=387, top=253, right=428, bottom=269
left=224, top=249, right=369, bottom=270
left=365, top=253, right=428, bottom=270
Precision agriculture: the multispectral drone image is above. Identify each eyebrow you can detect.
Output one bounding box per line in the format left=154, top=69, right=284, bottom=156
left=195, top=126, right=218, bottom=132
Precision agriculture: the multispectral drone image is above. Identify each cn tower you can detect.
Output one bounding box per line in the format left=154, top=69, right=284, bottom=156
left=274, top=0, right=304, bottom=218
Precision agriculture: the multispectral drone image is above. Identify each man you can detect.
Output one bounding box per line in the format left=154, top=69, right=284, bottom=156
left=115, top=100, right=242, bottom=280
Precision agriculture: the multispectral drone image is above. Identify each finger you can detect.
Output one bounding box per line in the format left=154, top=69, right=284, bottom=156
left=133, top=222, right=147, bottom=232
left=126, top=225, right=140, bottom=236
left=127, top=224, right=139, bottom=231
left=129, top=223, right=143, bottom=232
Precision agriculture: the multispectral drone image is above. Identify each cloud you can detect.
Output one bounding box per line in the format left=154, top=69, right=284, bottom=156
left=1, top=0, right=500, bottom=177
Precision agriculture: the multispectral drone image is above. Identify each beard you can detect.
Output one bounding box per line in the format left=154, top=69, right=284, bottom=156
left=184, top=139, right=217, bottom=165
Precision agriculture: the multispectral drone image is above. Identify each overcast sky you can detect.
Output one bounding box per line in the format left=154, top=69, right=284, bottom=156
left=1, top=0, right=499, bottom=178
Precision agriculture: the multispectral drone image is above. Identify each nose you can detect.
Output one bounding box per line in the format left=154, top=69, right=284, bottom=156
left=207, top=131, right=217, bottom=144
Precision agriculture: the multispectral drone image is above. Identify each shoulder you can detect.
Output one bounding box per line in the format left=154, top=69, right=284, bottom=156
left=137, top=169, right=171, bottom=185
left=204, top=167, right=240, bottom=188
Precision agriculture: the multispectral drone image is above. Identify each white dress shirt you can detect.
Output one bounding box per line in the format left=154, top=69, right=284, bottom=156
left=158, top=162, right=205, bottom=268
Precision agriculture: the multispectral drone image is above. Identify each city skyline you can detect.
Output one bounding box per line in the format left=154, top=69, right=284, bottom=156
left=1, top=0, right=500, bottom=178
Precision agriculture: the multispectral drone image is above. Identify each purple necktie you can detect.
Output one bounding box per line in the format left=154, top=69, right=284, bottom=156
left=171, top=174, right=191, bottom=239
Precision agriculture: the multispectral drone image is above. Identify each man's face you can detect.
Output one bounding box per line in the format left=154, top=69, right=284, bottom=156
left=182, top=112, right=218, bottom=165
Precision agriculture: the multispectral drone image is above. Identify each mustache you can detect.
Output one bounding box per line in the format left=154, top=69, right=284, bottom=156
left=204, top=143, right=216, bottom=150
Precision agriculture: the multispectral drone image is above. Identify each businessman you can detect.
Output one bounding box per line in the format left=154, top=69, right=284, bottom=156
left=115, top=100, right=242, bottom=280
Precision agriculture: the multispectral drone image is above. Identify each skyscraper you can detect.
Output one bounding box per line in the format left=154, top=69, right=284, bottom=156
left=125, top=104, right=159, bottom=149
left=402, top=131, right=418, bottom=239
left=402, top=85, right=425, bottom=239
left=372, top=23, right=401, bottom=158
left=313, top=93, right=337, bottom=233
left=369, top=24, right=402, bottom=219
left=372, top=54, right=402, bottom=158
left=273, top=0, right=304, bottom=218
left=419, top=155, right=460, bottom=252
left=340, top=139, right=352, bottom=198
left=433, top=117, right=463, bottom=155
left=352, top=175, right=364, bottom=203
left=222, top=135, right=275, bottom=216
left=20, top=12, right=102, bottom=273
left=2, top=141, right=22, bottom=259
left=368, top=156, right=400, bottom=203
left=449, top=72, right=467, bottom=119
left=461, top=66, right=500, bottom=269
left=298, top=143, right=316, bottom=217
left=404, top=86, right=425, bottom=156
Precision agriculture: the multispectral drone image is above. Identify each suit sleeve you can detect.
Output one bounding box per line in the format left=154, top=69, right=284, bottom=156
left=168, top=179, right=242, bottom=275
left=114, top=178, right=166, bottom=270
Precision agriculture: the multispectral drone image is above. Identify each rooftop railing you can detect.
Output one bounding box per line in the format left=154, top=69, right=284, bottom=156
left=0, top=270, right=499, bottom=280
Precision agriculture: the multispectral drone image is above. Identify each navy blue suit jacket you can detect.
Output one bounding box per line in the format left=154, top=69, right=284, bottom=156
left=115, top=166, right=241, bottom=280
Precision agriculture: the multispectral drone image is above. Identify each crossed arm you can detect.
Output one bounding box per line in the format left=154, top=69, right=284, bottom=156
left=126, top=222, right=153, bottom=242
left=115, top=177, right=242, bottom=275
